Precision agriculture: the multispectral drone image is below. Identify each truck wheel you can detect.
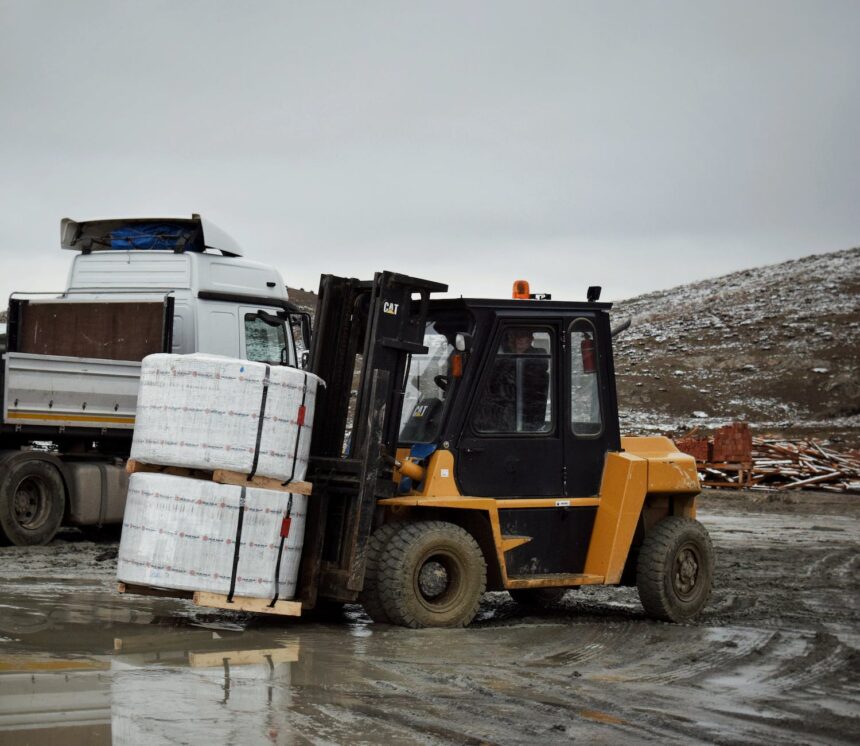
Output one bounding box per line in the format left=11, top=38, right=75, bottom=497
left=0, top=460, right=66, bottom=546
left=377, top=521, right=486, bottom=628
left=509, top=588, right=568, bottom=608
left=636, top=517, right=714, bottom=623
left=359, top=522, right=401, bottom=623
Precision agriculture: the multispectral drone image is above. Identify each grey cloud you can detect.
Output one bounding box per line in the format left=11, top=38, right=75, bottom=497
left=1, top=0, right=858, bottom=305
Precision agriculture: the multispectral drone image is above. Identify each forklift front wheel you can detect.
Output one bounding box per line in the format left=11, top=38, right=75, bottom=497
left=636, top=517, right=714, bottom=623
left=377, top=521, right=486, bottom=628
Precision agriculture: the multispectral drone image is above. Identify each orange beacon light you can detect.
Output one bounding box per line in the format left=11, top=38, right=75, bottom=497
left=512, top=280, right=530, bottom=299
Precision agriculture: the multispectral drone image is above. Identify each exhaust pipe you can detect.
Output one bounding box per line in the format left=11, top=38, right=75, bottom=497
left=611, top=318, right=632, bottom=338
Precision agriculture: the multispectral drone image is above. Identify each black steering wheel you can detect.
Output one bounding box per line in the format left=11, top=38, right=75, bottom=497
left=434, top=374, right=449, bottom=392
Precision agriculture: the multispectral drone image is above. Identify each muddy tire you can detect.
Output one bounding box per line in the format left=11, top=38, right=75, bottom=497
left=509, top=588, right=568, bottom=608
left=376, top=521, right=486, bottom=628
left=0, top=460, right=65, bottom=546
left=636, top=517, right=714, bottom=623
left=360, top=522, right=402, bottom=623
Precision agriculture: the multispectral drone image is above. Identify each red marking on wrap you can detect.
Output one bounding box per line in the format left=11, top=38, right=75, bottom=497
left=281, top=517, right=292, bottom=538
left=297, top=405, right=306, bottom=427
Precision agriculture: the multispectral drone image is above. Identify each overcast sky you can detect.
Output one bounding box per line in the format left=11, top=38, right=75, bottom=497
left=1, top=0, right=858, bottom=305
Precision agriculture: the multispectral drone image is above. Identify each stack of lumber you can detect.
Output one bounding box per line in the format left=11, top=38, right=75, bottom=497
left=746, top=437, right=860, bottom=493
left=673, top=424, right=860, bottom=493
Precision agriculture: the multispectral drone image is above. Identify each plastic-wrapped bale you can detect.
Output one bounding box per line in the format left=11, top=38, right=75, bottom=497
left=117, top=472, right=306, bottom=599
left=131, top=354, right=322, bottom=482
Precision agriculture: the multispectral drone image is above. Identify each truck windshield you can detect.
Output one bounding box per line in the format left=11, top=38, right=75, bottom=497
left=244, top=313, right=290, bottom=365
left=399, top=312, right=471, bottom=445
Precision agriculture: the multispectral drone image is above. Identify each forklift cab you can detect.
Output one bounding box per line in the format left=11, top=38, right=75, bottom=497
left=397, top=298, right=621, bottom=499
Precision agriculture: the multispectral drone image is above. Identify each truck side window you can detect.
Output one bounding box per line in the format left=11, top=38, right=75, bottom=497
left=244, top=313, right=289, bottom=365
left=570, top=318, right=602, bottom=436
left=472, top=327, right=553, bottom=434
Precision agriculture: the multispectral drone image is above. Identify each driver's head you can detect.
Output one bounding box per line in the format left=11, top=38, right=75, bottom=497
left=506, top=329, right=534, bottom=353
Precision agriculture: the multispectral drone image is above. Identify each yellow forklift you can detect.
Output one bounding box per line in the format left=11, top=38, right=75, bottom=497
left=298, top=273, right=712, bottom=627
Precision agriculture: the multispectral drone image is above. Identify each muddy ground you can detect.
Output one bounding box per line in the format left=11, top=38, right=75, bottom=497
left=0, top=489, right=857, bottom=745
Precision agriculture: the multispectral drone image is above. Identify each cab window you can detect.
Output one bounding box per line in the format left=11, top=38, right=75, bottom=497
left=472, top=327, right=553, bottom=434
left=569, top=318, right=602, bottom=436
left=244, top=312, right=290, bottom=365
left=399, top=312, right=472, bottom=444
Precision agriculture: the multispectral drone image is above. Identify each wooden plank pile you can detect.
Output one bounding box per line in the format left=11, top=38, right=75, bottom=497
left=674, top=423, right=860, bottom=493
left=747, top=437, right=860, bottom=493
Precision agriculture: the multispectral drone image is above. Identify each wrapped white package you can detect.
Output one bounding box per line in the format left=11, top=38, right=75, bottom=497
left=117, top=472, right=306, bottom=599
left=131, top=354, right=322, bottom=482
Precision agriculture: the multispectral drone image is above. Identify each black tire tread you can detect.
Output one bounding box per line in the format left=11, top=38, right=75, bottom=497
left=359, top=522, right=402, bottom=623
left=636, top=516, right=714, bottom=623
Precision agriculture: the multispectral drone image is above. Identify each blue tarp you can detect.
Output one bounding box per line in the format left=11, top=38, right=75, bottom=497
left=109, top=223, right=201, bottom=251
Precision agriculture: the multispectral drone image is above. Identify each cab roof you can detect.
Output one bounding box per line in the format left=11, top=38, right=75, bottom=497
left=60, top=214, right=243, bottom=257
left=429, top=297, right=613, bottom=313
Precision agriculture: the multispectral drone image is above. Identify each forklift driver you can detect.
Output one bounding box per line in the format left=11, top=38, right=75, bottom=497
left=474, top=328, right=551, bottom=433
left=506, top=328, right=542, bottom=356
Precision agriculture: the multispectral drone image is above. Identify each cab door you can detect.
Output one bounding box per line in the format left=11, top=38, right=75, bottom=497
left=563, top=315, right=619, bottom=496
left=456, top=321, right=563, bottom=497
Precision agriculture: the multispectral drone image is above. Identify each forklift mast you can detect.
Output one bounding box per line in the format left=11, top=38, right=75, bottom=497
left=297, top=271, right=447, bottom=607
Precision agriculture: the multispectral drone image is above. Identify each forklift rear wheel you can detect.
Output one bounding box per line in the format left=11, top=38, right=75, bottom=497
left=377, top=521, right=486, bottom=628
left=509, top=588, right=569, bottom=608
left=636, top=517, right=714, bottom=623
left=0, top=460, right=65, bottom=546
left=360, top=522, right=402, bottom=623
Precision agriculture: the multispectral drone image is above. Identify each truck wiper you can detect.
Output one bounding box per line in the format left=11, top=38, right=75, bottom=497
left=254, top=310, right=285, bottom=328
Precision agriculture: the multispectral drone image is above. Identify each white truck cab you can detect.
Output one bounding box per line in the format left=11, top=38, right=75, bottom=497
left=0, top=216, right=310, bottom=545
left=62, top=215, right=298, bottom=363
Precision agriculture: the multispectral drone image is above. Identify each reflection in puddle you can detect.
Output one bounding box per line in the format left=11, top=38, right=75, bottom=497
left=111, top=632, right=302, bottom=744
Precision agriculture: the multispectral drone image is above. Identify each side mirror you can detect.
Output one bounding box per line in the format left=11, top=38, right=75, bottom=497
left=289, top=312, right=313, bottom=360
left=455, top=332, right=473, bottom=352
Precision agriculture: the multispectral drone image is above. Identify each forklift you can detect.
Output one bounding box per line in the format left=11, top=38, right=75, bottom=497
left=297, top=272, right=713, bottom=627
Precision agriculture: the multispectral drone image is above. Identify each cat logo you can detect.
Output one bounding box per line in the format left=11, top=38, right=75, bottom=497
left=383, top=301, right=400, bottom=316
left=412, top=404, right=429, bottom=418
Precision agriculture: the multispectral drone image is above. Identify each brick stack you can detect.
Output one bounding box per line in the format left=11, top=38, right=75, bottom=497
left=675, top=436, right=711, bottom=463
left=712, top=422, right=753, bottom=463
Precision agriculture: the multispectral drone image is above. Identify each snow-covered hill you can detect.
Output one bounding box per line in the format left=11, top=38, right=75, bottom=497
left=611, top=247, right=860, bottom=445
left=285, top=248, right=860, bottom=446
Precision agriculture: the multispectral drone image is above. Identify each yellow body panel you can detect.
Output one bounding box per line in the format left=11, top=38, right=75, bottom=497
left=621, top=436, right=700, bottom=496
left=582, top=452, right=648, bottom=582
left=381, top=439, right=699, bottom=589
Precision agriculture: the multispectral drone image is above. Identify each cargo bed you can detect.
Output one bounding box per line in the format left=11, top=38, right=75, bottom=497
left=2, top=352, right=140, bottom=429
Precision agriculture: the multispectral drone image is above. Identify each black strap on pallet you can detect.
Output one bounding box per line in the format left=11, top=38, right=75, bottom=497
left=282, top=372, right=309, bottom=487
left=248, top=365, right=271, bottom=480
left=226, top=486, right=247, bottom=603
left=268, top=493, right=293, bottom=608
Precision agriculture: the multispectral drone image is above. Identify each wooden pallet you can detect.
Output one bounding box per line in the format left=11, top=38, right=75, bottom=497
left=117, top=582, right=302, bottom=617
left=126, top=458, right=312, bottom=495
left=700, top=461, right=754, bottom=489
